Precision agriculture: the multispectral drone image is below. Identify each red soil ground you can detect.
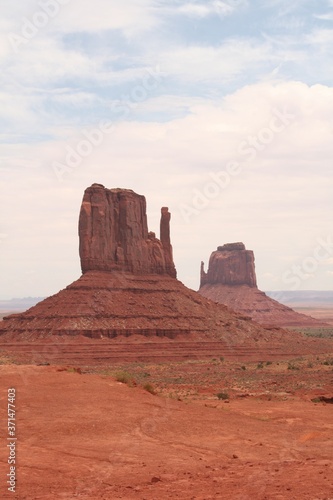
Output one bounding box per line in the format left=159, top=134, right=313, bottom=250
left=0, top=353, right=332, bottom=500
left=0, top=305, right=332, bottom=499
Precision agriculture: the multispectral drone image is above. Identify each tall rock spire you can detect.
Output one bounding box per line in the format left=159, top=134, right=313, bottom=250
left=160, top=207, right=176, bottom=278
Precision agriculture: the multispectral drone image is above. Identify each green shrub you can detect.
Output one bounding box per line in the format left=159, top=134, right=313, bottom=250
left=143, top=382, right=156, bottom=395
left=287, top=362, right=300, bottom=370
left=257, top=361, right=264, bottom=369
left=217, top=392, right=229, bottom=400
left=115, top=371, right=133, bottom=385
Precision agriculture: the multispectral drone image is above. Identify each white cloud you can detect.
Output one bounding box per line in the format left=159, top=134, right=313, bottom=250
left=314, top=13, right=333, bottom=21
left=159, top=39, right=274, bottom=83
left=62, top=0, right=158, bottom=35
left=2, top=80, right=333, bottom=295
left=4, top=38, right=99, bottom=85
left=2, top=0, right=160, bottom=39
left=259, top=0, right=307, bottom=16
left=1, top=1, right=333, bottom=297
left=306, top=28, right=333, bottom=48
left=177, top=1, right=235, bottom=18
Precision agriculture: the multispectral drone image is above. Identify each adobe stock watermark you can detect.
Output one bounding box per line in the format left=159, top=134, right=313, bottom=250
left=282, top=236, right=333, bottom=290
left=179, top=107, right=295, bottom=223
left=8, top=0, right=72, bottom=54
left=52, top=66, right=163, bottom=182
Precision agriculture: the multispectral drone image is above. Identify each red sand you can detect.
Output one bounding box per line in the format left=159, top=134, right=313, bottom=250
left=0, top=358, right=332, bottom=500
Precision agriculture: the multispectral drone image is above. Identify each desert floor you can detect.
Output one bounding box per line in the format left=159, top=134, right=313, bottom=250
left=0, top=346, right=332, bottom=500
left=294, top=307, right=333, bottom=326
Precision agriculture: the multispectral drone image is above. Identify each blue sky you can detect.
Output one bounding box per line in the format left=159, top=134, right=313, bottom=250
left=1, top=0, right=333, bottom=298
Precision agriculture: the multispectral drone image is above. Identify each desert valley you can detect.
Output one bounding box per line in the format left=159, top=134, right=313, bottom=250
left=0, top=184, right=332, bottom=500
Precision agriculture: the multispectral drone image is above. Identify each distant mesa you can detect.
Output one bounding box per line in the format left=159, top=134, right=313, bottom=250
left=200, top=242, right=257, bottom=288
left=0, top=185, right=279, bottom=346
left=199, top=243, right=327, bottom=328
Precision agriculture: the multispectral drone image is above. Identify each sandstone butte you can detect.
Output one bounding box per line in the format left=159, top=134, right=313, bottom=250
left=199, top=242, right=326, bottom=328
left=0, top=185, right=330, bottom=362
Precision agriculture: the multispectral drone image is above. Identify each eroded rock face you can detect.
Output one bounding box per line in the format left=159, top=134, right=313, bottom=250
left=160, top=207, right=176, bottom=278
left=199, top=242, right=327, bottom=328
left=0, top=193, right=325, bottom=342
left=200, top=242, right=257, bottom=288
left=79, top=184, right=176, bottom=277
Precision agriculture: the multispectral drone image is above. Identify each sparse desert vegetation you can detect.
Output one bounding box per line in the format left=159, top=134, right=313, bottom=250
left=0, top=353, right=332, bottom=499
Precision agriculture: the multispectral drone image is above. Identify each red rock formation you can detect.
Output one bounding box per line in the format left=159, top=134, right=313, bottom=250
left=0, top=187, right=289, bottom=347
left=199, top=243, right=327, bottom=328
left=1, top=188, right=331, bottom=363
left=0, top=270, right=276, bottom=343
left=200, top=243, right=257, bottom=288
left=79, top=184, right=176, bottom=278
left=160, top=207, right=176, bottom=278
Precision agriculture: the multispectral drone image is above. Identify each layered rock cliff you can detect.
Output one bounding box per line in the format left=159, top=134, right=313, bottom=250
left=1, top=187, right=278, bottom=344
left=79, top=184, right=176, bottom=277
left=199, top=243, right=327, bottom=328
left=0, top=191, right=327, bottom=360
left=200, top=243, right=257, bottom=288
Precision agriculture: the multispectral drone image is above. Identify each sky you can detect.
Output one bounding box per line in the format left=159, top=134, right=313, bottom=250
left=1, top=0, right=333, bottom=299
